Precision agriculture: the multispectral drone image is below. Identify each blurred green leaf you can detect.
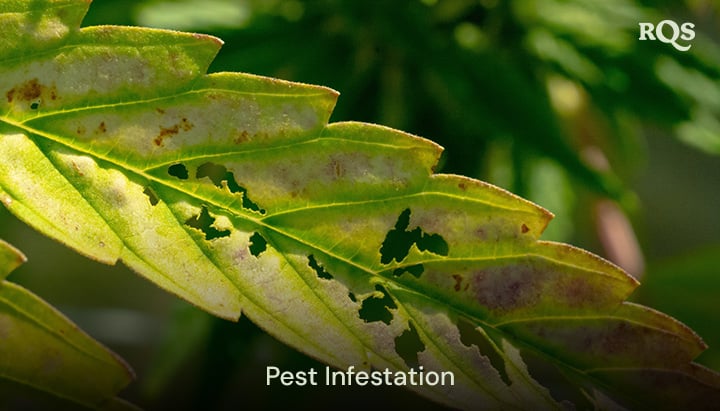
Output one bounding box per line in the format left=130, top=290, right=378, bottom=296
left=0, top=240, right=135, bottom=410
left=637, top=245, right=720, bottom=370
left=142, top=303, right=213, bottom=398
left=136, top=0, right=251, bottom=31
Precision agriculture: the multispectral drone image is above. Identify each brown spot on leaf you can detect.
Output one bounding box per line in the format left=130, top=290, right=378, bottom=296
left=521, top=224, right=530, bottom=233
left=234, top=130, right=250, bottom=144
left=155, top=118, right=194, bottom=146
left=70, top=161, right=84, bottom=177
left=458, top=182, right=467, bottom=190
left=6, top=78, right=59, bottom=108
left=328, top=158, right=345, bottom=179
left=94, top=122, right=107, bottom=135
left=452, top=274, right=463, bottom=291
left=159, top=124, right=179, bottom=138
left=6, top=78, right=41, bottom=102
left=76, top=125, right=86, bottom=135
left=180, top=117, right=193, bottom=131
left=156, top=108, right=165, bottom=114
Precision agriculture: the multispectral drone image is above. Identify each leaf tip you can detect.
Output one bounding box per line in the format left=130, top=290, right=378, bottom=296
left=192, top=31, right=223, bottom=47
left=0, top=239, right=27, bottom=279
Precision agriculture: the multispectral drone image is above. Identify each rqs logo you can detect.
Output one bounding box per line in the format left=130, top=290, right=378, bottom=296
left=639, top=20, right=695, bottom=51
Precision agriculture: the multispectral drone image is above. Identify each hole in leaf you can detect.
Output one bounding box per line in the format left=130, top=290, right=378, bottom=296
left=457, top=317, right=510, bottom=385
left=395, top=322, right=425, bottom=368
left=348, top=292, right=357, bottom=302
left=308, top=255, right=333, bottom=280
left=380, top=209, right=449, bottom=264
left=358, top=285, right=396, bottom=325
left=185, top=206, right=230, bottom=240
left=168, top=163, right=189, bottom=180
left=417, top=232, right=449, bottom=255
left=30, top=101, right=39, bottom=110
left=392, top=264, right=424, bottom=278
left=196, top=162, right=265, bottom=214
left=520, top=347, right=591, bottom=408
left=248, top=232, right=267, bottom=257
left=143, top=186, right=159, bottom=206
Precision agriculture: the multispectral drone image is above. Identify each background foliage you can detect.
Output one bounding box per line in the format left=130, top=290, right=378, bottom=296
left=1, top=0, right=718, bottom=409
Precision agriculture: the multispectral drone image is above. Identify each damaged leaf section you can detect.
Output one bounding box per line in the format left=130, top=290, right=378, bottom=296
left=154, top=117, right=193, bottom=146
left=358, top=284, right=396, bottom=325
left=5, top=78, right=58, bottom=111
left=395, top=322, right=425, bottom=368
left=168, top=163, right=189, bottom=179
left=380, top=208, right=449, bottom=264
left=196, top=162, right=265, bottom=214
left=248, top=232, right=267, bottom=257
left=308, top=254, right=333, bottom=280
left=143, top=186, right=159, bottom=206
left=185, top=206, right=230, bottom=240
left=519, top=348, right=590, bottom=409
left=392, top=264, right=424, bottom=278
left=457, top=317, right=510, bottom=385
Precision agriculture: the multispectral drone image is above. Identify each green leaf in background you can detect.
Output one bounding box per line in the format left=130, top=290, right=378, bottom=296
left=1, top=1, right=719, bottom=409
left=637, top=245, right=720, bottom=371
left=0, top=239, right=134, bottom=410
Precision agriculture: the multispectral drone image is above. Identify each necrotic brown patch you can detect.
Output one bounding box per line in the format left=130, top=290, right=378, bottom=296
left=155, top=118, right=194, bottom=146
left=6, top=78, right=42, bottom=102
left=452, top=274, right=463, bottom=291
left=6, top=78, right=59, bottom=108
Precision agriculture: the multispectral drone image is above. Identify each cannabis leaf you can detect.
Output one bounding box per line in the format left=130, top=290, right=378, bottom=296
left=0, top=239, right=134, bottom=409
left=1, top=1, right=718, bottom=409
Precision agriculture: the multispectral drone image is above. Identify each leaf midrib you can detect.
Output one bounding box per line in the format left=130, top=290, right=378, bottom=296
left=2, top=113, right=653, bottom=408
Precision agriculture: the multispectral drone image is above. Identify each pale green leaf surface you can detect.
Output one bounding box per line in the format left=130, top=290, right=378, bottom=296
left=1, top=1, right=718, bottom=409
left=0, top=240, right=134, bottom=410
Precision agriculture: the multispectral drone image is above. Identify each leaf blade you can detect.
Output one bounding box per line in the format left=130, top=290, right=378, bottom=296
left=0, top=240, right=134, bottom=409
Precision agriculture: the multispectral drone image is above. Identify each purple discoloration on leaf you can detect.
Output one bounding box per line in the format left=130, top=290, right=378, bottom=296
left=471, top=265, right=545, bottom=313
